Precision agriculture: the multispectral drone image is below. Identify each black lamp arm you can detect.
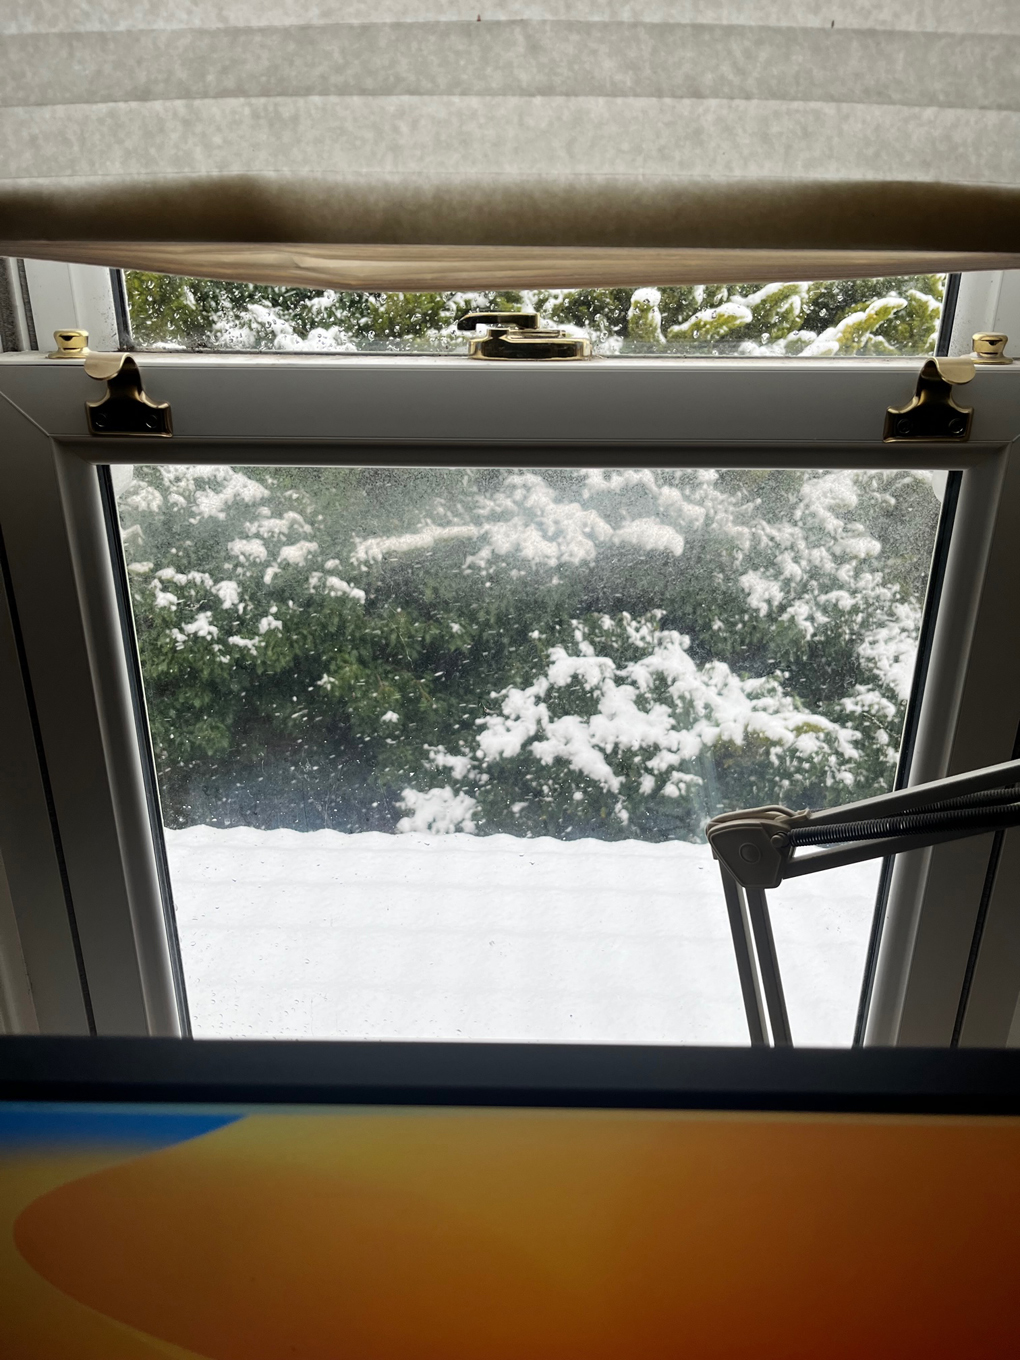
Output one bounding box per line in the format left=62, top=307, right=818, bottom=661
left=706, top=756, right=1020, bottom=891
left=706, top=756, right=1020, bottom=1049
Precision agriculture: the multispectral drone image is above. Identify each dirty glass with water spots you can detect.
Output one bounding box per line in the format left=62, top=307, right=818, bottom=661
left=124, top=273, right=947, bottom=357
left=115, top=464, right=945, bottom=1045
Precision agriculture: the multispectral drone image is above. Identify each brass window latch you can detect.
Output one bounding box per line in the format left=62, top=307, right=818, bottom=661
left=48, top=328, right=91, bottom=359
left=457, top=311, right=592, bottom=361
left=884, top=333, right=1011, bottom=443
left=972, top=331, right=1012, bottom=365
left=884, top=356, right=975, bottom=441
left=46, top=330, right=172, bottom=436
left=85, top=352, right=172, bottom=437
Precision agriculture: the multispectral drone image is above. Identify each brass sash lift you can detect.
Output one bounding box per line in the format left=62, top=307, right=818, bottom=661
left=883, top=333, right=1012, bottom=442
left=46, top=329, right=172, bottom=436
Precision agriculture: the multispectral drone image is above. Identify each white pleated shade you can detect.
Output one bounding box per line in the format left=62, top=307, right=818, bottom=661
left=1, top=2, right=1018, bottom=288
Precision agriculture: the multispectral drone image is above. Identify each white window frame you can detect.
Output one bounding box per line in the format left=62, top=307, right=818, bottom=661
left=2, top=261, right=1020, bottom=1044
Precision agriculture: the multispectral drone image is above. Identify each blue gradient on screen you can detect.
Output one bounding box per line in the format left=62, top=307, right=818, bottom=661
left=0, top=1103, right=240, bottom=1149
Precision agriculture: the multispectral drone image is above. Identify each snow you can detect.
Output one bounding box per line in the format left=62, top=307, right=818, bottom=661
left=307, top=572, right=366, bottom=603
left=167, top=828, right=880, bottom=1049
left=353, top=523, right=478, bottom=564
left=352, top=477, right=692, bottom=573
left=396, top=787, right=479, bottom=834
left=228, top=537, right=268, bottom=563
left=463, top=624, right=863, bottom=805
left=277, top=539, right=319, bottom=567
left=212, top=580, right=240, bottom=609
left=179, top=611, right=218, bottom=640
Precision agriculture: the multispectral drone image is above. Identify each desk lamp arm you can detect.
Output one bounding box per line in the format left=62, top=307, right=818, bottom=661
left=704, top=757, right=1020, bottom=1047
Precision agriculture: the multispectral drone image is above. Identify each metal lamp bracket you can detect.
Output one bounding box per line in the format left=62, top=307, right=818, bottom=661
left=705, top=756, right=1020, bottom=1047
left=84, top=352, right=172, bottom=438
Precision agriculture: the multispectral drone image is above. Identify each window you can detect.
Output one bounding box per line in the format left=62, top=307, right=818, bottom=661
left=1, top=259, right=1019, bottom=1050
left=124, top=272, right=948, bottom=358
left=113, top=462, right=945, bottom=1045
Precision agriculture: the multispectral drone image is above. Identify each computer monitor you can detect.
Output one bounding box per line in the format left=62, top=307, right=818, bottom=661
left=2, top=1039, right=1019, bottom=1359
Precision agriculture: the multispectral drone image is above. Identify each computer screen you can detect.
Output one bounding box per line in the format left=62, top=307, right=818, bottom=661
left=2, top=1039, right=1018, bottom=1359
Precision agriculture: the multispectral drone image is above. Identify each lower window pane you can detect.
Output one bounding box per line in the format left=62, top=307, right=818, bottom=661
left=114, top=464, right=945, bottom=1044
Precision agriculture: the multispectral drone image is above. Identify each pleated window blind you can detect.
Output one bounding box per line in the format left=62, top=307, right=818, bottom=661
left=1, top=1, right=1017, bottom=289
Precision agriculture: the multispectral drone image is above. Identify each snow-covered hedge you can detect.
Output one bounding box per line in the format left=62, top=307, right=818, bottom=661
left=125, top=276, right=944, bottom=358
left=117, top=463, right=941, bottom=841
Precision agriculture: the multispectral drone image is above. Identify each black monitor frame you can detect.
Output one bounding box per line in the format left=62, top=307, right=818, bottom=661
left=2, top=1038, right=1020, bottom=1116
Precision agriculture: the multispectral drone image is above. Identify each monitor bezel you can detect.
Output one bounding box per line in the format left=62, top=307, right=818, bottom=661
left=1, top=1038, right=1020, bottom=1115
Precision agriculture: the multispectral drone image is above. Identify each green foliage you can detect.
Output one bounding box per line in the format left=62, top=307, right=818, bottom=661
left=125, top=273, right=945, bottom=357
left=117, top=465, right=942, bottom=840
left=117, top=270, right=949, bottom=846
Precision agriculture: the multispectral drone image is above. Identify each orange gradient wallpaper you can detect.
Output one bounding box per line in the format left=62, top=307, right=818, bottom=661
left=1, top=1102, right=1019, bottom=1359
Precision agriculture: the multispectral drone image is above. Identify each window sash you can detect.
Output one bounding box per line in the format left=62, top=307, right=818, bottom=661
left=0, top=351, right=1018, bottom=1045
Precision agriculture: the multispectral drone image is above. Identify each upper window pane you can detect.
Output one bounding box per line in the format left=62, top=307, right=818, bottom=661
left=113, top=464, right=946, bottom=1046
left=123, top=273, right=948, bottom=357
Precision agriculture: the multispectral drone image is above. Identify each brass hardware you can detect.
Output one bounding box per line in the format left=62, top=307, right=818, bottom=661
left=458, top=311, right=592, bottom=361
left=48, top=328, right=90, bottom=359
left=84, top=353, right=172, bottom=437
left=972, top=332, right=1012, bottom=364
left=883, top=357, right=975, bottom=442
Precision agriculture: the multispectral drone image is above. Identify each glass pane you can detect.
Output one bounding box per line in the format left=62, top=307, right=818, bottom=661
left=113, top=464, right=946, bottom=1043
left=124, top=274, right=947, bottom=358
left=765, top=865, right=883, bottom=1047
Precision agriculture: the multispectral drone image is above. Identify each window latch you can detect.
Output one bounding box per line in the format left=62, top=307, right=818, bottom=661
left=972, top=331, right=1012, bottom=365
left=84, top=352, right=173, bottom=438
left=884, top=356, right=976, bottom=442
left=882, top=336, right=1011, bottom=443
left=47, top=328, right=91, bottom=359
left=457, top=311, right=592, bottom=361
